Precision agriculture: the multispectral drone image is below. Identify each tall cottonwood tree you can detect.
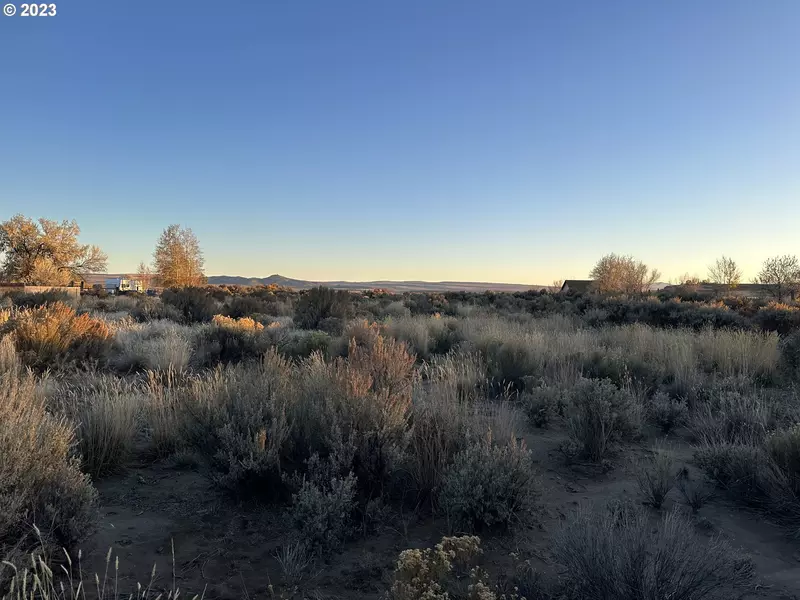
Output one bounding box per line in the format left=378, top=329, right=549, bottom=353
left=707, top=256, right=742, bottom=289
left=589, top=254, right=660, bottom=295
left=153, top=225, right=205, bottom=288
left=0, top=215, right=107, bottom=284
left=755, top=255, right=800, bottom=302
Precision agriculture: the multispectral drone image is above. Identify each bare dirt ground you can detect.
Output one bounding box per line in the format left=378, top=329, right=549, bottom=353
left=85, top=425, right=800, bottom=600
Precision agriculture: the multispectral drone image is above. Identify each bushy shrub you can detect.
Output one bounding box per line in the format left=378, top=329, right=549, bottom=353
left=276, top=329, right=331, bottom=359
left=521, top=384, right=566, bottom=428
left=212, top=313, right=264, bottom=332
left=438, top=435, right=538, bottom=532
left=647, top=391, right=688, bottom=433
left=564, top=378, right=641, bottom=462
left=294, top=286, right=352, bottom=330
left=225, top=295, right=274, bottom=319
left=289, top=458, right=357, bottom=554
left=554, top=503, right=754, bottom=600
left=754, top=302, right=800, bottom=335
left=8, top=290, right=72, bottom=309
left=193, top=319, right=270, bottom=366
left=0, top=370, right=97, bottom=569
left=161, top=287, right=219, bottom=323
left=3, top=303, right=112, bottom=368
left=293, top=335, right=416, bottom=494
left=129, top=297, right=183, bottom=322
left=185, top=352, right=294, bottom=496
left=388, top=535, right=482, bottom=600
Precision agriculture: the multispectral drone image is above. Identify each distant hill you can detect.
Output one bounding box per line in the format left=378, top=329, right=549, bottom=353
left=207, top=274, right=546, bottom=293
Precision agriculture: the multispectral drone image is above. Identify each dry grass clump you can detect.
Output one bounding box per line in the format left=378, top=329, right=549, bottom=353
left=2, top=543, right=204, bottom=600
left=383, top=315, right=456, bottom=359
left=553, top=503, right=754, bottom=600
left=0, top=334, right=19, bottom=374
left=635, top=444, right=676, bottom=508
left=689, top=390, right=772, bottom=445
left=111, top=321, right=193, bottom=373
left=71, top=379, right=140, bottom=478
left=2, top=303, right=112, bottom=369
left=0, top=369, right=97, bottom=572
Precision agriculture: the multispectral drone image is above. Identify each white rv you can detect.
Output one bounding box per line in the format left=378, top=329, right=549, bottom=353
left=104, top=278, right=144, bottom=294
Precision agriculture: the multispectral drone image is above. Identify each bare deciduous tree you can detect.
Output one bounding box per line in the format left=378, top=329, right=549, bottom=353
left=136, top=261, right=154, bottom=290
left=707, top=256, right=741, bottom=289
left=0, top=215, right=107, bottom=285
left=754, top=255, right=800, bottom=302
left=590, top=254, right=660, bottom=295
left=551, top=279, right=564, bottom=292
left=153, top=225, right=205, bottom=288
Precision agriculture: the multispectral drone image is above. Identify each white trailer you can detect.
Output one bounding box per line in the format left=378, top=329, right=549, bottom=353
left=104, top=278, right=144, bottom=294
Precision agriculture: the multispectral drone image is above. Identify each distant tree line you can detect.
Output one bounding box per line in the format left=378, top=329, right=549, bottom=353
left=1, top=214, right=797, bottom=301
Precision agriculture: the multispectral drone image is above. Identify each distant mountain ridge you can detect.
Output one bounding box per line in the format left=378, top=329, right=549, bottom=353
left=207, top=274, right=545, bottom=293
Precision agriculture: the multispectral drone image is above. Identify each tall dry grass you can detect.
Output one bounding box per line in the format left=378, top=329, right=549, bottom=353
left=0, top=365, right=97, bottom=572
left=111, top=321, right=193, bottom=372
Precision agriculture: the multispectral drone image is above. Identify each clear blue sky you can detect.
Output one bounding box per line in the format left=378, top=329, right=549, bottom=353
left=1, top=1, right=798, bottom=283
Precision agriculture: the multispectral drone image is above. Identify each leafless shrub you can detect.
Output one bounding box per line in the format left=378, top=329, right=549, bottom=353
left=554, top=503, right=754, bottom=600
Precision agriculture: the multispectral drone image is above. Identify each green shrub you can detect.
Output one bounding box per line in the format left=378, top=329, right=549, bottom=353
left=438, top=435, right=538, bottom=532
left=129, top=297, right=183, bottom=322
left=161, top=287, right=219, bottom=323
left=553, top=503, right=754, bottom=600
left=0, top=370, right=97, bottom=570
left=294, top=286, right=352, bottom=330
left=8, top=290, right=72, bottom=309
left=565, top=378, right=641, bottom=462
left=647, top=391, right=688, bottom=433
left=225, top=295, right=273, bottom=319
left=193, top=320, right=270, bottom=367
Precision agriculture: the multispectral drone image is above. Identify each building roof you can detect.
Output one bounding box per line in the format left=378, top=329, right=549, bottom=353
left=560, top=280, right=594, bottom=293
